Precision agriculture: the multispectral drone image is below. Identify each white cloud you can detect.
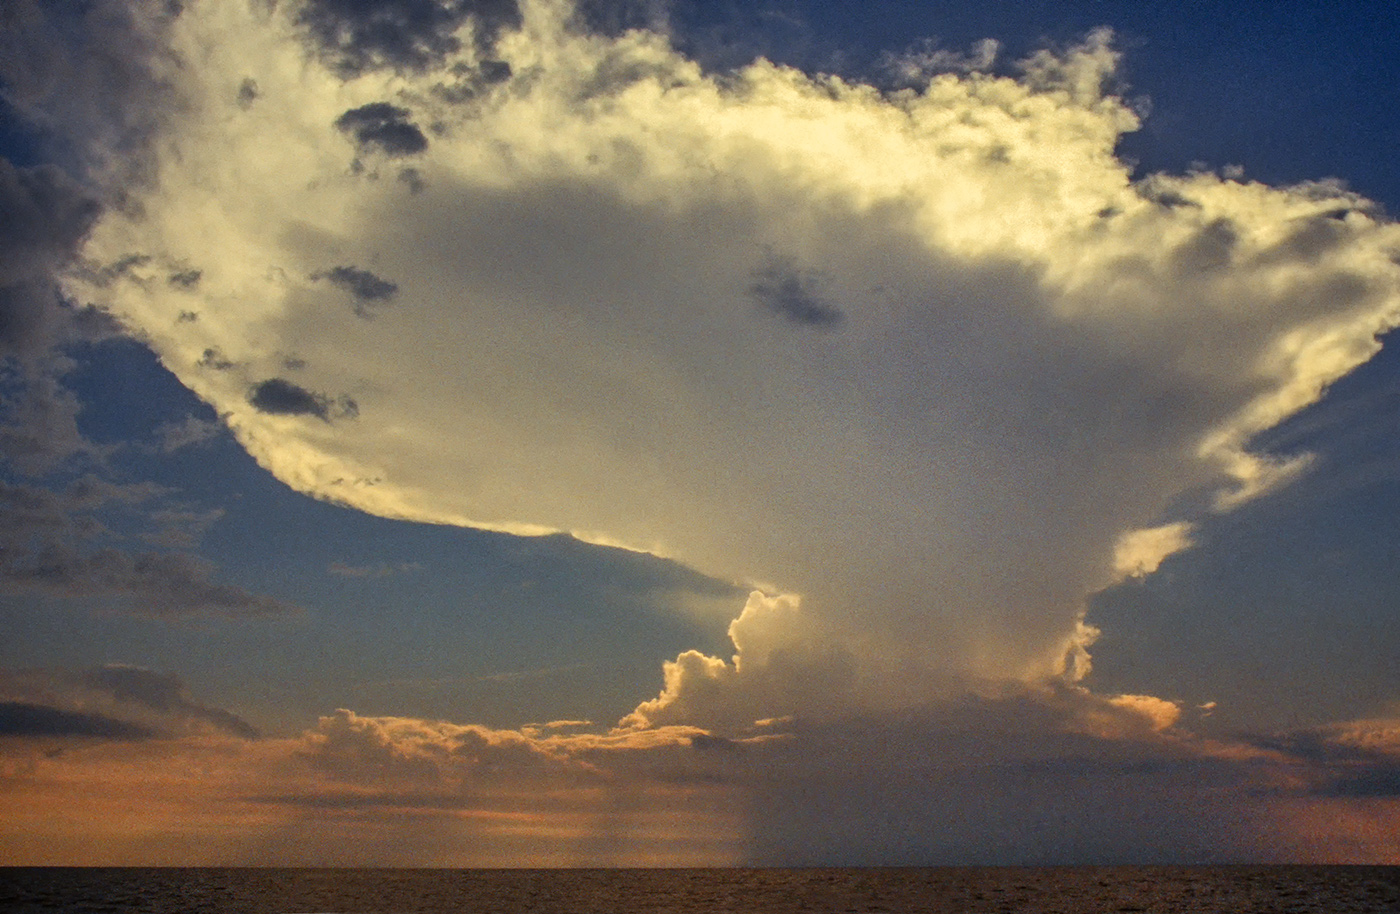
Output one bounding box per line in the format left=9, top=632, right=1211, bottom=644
left=1112, top=521, right=1194, bottom=580
left=53, top=0, right=1400, bottom=706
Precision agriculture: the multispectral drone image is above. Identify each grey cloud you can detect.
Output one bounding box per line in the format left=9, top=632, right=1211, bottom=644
left=167, top=268, right=201, bottom=288
left=1247, top=726, right=1400, bottom=799
left=328, top=560, right=423, bottom=578
left=0, top=665, right=259, bottom=740
left=76, top=665, right=259, bottom=739
left=249, top=378, right=359, bottom=422
left=298, top=0, right=522, bottom=76
left=0, top=701, right=155, bottom=740
left=140, top=506, right=226, bottom=549
left=315, top=265, right=398, bottom=318
left=197, top=347, right=235, bottom=370
left=688, top=732, right=740, bottom=752
left=0, top=156, right=104, bottom=452
left=0, top=367, right=91, bottom=476
left=0, top=476, right=296, bottom=617
left=478, top=58, right=512, bottom=83
left=0, top=159, right=100, bottom=288
left=6, top=544, right=296, bottom=617
left=398, top=167, right=426, bottom=194
left=430, top=58, right=513, bottom=105
left=237, top=77, right=259, bottom=108
left=334, top=102, right=428, bottom=157
left=1324, top=766, right=1400, bottom=798
left=878, top=37, right=1001, bottom=88
left=1172, top=218, right=1238, bottom=275
left=570, top=0, right=672, bottom=40
left=152, top=414, right=222, bottom=453
left=249, top=378, right=328, bottom=418
left=748, top=256, right=843, bottom=328
left=0, top=0, right=181, bottom=186
left=1265, top=215, right=1350, bottom=264
left=1137, top=181, right=1200, bottom=210
left=0, top=476, right=145, bottom=537
left=733, top=698, right=1266, bottom=865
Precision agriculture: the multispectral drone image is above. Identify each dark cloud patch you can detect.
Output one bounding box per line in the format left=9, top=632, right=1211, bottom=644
left=249, top=378, right=358, bottom=422
left=197, top=347, right=235, bottom=370
left=91, top=252, right=153, bottom=288
left=77, top=666, right=259, bottom=738
left=0, top=477, right=297, bottom=617
left=4, top=544, right=296, bottom=616
left=1325, top=765, right=1400, bottom=798
left=297, top=0, right=522, bottom=77
left=0, top=159, right=100, bottom=287
left=152, top=415, right=221, bottom=453
left=237, top=77, right=259, bottom=108
left=0, top=666, right=259, bottom=740
left=1266, top=215, right=1350, bottom=264
left=574, top=50, right=679, bottom=101
left=0, top=701, right=155, bottom=740
left=689, top=732, right=740, bottom=752
left=748, top=256, right=844, bottom=329
left=249, top=377, right=330, bottom=418
left=0, top=158, right=104, bottom=417
left=0, top=0, right=183, bottom=186
left=478, top=58, right=512, bottom=83
left=0, top=366, right=93, bottom=477
left=571, top=0, right=672, bottom=39
left=399, top=167, right=425, bottom=194
left=141, top=506, right=225, bottom=549
left=328, top=560, right=423, bottom=578
left=334, top=102, right=428, bottom=157
left=736, top=700, right=1269, bottom=866
left=167, top=268, right=201, bottom=288
left=1137, top=179, right=1201, bottom=210
left=431, top=58, right=514, bottom=105
left=1245, top=727, right=1400, bottom=799
left=315, top=265, right=398, bottom=318
left=1172, top=218, right=1237, bottom=275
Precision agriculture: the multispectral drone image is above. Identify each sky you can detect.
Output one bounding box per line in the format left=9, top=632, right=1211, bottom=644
left=2, top=0, right=1400, bottom=866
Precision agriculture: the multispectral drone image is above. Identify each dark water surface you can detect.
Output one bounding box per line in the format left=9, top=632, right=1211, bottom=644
left=2, top=866, right=1399, bottom=913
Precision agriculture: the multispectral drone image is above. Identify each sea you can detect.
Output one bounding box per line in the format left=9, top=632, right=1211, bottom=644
left=2, top=866, right=1399, bottom=913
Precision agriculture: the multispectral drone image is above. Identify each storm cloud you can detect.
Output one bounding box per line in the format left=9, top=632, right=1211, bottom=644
left=10, top=0, right=1400, bottom=864
left=58, top=0, right=1400, bottom=706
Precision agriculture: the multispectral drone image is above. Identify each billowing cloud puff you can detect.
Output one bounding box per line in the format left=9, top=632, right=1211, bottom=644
left=44, top=0, right=1400, bottom=712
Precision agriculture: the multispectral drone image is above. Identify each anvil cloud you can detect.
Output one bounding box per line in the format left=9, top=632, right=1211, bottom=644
left=4, top=0, right=1400, bottom=864
left=67, top=0, right=1400, bottom=701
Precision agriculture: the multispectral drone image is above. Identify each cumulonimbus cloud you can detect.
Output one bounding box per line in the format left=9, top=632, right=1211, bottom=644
left=42, top=0, right=1400, bottom=720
